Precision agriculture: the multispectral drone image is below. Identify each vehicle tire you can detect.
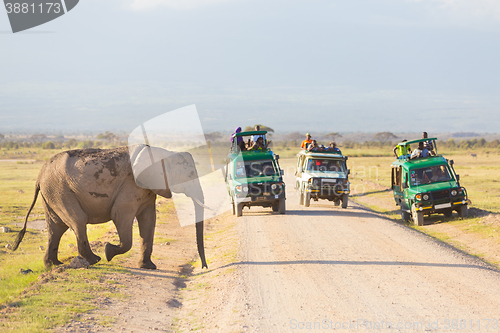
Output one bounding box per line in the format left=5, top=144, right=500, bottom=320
left=299, top=189, right=304, bottom=205
left=278, top=198, right=286, bottom=214
left=304, top=192, right=311, bottom=207
left=236, top=203, right=243, bottom=217
left=412, top=205, right=424, bottom=226
left=443, top=209, right=453, bottom=218
left=341, top=194, right=348, bottom=209
left=272, top=203, right=278, bottom=212
left=458, top=205, right=468, bottom=219
left=401, top=209, right=411, bottom=222
left=334, top=199, right=340, bottom=206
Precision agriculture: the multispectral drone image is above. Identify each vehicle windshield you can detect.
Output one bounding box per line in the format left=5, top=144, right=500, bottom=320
left=410, top=165, right=453, bottom=186
left=306, top=159, right=345, bottom=172
left=235, top=159, right=277, bottom=178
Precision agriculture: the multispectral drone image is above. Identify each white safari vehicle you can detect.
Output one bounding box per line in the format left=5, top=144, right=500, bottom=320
left=295, top=150, right=350, bottom=208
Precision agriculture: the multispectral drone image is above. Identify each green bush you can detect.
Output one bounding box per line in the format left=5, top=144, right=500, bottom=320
left=77, top=140, right=94, bottom=149
left=42, top=141, right=55, bottom=149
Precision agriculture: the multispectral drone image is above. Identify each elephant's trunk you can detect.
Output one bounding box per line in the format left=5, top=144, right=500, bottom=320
left=194, top=198, right=208, bottom=269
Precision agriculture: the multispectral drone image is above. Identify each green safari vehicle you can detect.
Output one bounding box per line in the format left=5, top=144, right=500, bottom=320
left=391, top=138, right=468, bottom=226
left=224, top=130, right=286, bottom=217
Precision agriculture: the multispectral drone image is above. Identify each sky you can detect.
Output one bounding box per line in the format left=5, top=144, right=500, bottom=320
left=0, top=0, right=499, bottom=134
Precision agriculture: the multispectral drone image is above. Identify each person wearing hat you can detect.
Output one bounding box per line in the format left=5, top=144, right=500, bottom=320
left=301, top=133, right=313, bottom=149
left=326, top=141, right=341, bottom=153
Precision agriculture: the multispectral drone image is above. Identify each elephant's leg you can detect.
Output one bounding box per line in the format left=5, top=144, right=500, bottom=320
left=53, top=194, right=101, bottom=265
left=43, top=205, right=69, bottom=268
left=105, top=213, right=134, bottom=263
left=136, top=203, right=156, bottom=269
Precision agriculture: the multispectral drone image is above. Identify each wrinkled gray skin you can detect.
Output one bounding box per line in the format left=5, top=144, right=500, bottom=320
left=13, top=145, right=207, bottom=270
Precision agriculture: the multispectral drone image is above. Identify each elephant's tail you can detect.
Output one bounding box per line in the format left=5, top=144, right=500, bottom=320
left=12, top=184, right=40, bottom=251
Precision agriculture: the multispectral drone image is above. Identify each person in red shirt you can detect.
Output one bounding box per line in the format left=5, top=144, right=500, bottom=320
left=301, top=133, right=313, bottom=149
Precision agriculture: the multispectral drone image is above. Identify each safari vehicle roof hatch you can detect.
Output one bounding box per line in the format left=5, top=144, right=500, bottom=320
left=230, top=130, right=270, bottom=153
left=396, top=137, right=438, bottom=161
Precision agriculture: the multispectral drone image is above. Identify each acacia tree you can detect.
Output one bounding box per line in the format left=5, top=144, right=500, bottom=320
left=204, top=132, right=222, bottom=142
left=374, top=132, right=398, bottom=143
left=325, top=132, right=342, bottom=142
left=96, top=131, right=118, bottom=142
left=244, top=124, right=275, bottom=134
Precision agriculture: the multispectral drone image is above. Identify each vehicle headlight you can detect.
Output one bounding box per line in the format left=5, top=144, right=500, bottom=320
left=313, top=179, right=320, bottom=186
left=235, top=185, right=242, bottom=192
left=243, top=186, right=248, bottom=192
left=451, top=189, right=457, bottom=196
left=423, top=194, right=429, bottom=201
left=271, top=184, right=277, bottom=190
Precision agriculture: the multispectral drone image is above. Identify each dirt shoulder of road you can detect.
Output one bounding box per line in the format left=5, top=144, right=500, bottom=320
left=351, top=179, right=500, bottom=268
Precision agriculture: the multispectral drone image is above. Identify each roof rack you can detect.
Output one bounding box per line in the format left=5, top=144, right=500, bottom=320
left=233, top=130, right=267, bottom=137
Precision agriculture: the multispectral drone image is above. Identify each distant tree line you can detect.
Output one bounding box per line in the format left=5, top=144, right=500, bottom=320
left=0, top=132, right=127, bottom=150
left=274, top=137, right=500, bottom=151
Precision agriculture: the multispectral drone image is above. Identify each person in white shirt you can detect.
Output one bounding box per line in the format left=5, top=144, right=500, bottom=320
left=410, top=142, right=430, bottom=159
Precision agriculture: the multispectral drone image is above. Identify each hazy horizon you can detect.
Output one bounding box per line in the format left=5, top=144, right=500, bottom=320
left=1, top=0, right=499, bottom=133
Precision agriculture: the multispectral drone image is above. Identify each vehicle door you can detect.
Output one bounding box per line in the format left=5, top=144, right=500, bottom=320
left=401, top=169, right=411, bottom=210
left=392, top=165, right=403, bottom=204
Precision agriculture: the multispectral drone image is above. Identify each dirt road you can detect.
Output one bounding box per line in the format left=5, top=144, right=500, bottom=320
left=57, top=174, right=500, bottom=332
left=232, top=175, right=500, bottom=332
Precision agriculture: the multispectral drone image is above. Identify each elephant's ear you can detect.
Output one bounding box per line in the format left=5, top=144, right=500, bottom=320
left=130, top=146, right=173, bottom=196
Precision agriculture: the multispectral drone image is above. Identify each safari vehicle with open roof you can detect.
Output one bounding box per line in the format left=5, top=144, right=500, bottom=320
left=225, top=130, right=285, bottom=217
left=295, top=149, right=350, bottom=208
left=391, top=138, right=468, bottom=226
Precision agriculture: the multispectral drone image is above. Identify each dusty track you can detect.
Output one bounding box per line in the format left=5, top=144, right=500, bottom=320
left=57, top=173, right=500, bottom=332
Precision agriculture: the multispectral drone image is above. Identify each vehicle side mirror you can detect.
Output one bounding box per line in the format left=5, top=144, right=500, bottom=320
left=344, top=156, right=348, bottom=161
left=298, top=167, right=303, bottom=173
left=347, top=169, right=350, bottom=175
left=402, top=182, right=408, bottom=189
left=280, top=169, right=284, bottom=176
left=456, top=174, right=460, bottom=181
left=275, top=154, right=279, bottom=160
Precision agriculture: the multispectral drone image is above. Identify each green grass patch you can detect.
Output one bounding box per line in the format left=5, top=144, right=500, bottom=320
left=0, top=262, right=130, bottom=332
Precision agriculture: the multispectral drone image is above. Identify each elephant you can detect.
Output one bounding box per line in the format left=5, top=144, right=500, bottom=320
left=12, top=144, right=207, bottom=270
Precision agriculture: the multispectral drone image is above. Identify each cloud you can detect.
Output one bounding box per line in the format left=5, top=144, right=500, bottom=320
left=128, top=0, right=233, bottom=10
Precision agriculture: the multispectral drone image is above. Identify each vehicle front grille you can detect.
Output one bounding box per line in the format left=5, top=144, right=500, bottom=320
left=321, top=179, right=337, bottom=187
left=248, top=184, right=268, bottom=196
left=432, top=190, right=450, bottom=200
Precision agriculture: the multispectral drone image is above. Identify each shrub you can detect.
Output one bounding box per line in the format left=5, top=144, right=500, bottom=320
left=77, top=140, right=94, bottom=149
left=42, top=141, right=55, bottom=149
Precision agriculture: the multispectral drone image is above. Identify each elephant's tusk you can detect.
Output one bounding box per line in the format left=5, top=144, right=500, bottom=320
left=193, top=198, right=215, bottom=211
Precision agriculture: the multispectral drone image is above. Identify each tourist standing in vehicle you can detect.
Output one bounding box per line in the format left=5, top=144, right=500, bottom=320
left=252, top=125, right=265, bottom=144
left=231, top=127, right=243, bottom=145
left=301, top=133, right=313, bottom=149
left=307, top=140, right=321, bottom=152
left=393, top=139, right=411, bottom=159
left=411, top=142, right=430, bottom=159
left=251, top=137, right=267, bottom=150
left=326, top=141, right=341, bottom=153
left=422, top=132, right=435, bottom=155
